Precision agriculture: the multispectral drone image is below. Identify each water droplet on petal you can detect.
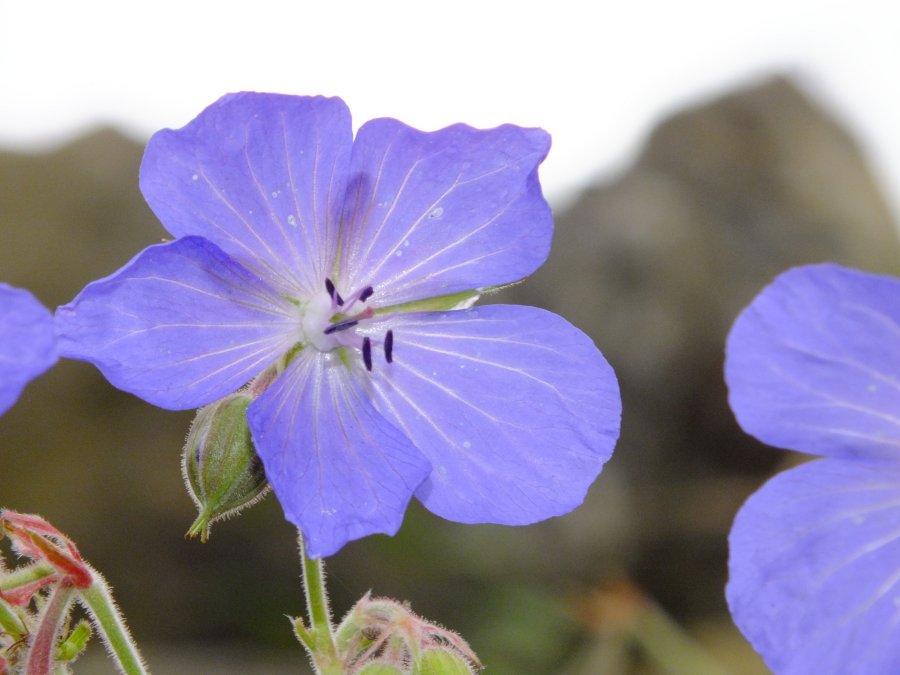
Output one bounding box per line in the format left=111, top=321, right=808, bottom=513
left=287, top=214, right=297, bottom=227
left=395, top=250, right=403, bottom=257
left=191, top=173, right=199, bottom=181
left=462, top=440, right=471, bottom=449
left=428, top=206, right=444, bottom=219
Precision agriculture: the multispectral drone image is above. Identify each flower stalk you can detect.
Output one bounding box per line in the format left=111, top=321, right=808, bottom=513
left=78, top=568, right=149, bottom=675
left=294, top=532, right=343, bottom=675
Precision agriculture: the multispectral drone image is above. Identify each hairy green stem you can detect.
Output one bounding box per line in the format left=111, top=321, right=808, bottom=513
left=298, top=533, right=343, bottom=675
left=78, top=566, right=149, bottom=675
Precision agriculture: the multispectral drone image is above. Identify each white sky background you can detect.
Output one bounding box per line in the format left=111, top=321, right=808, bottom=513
left=1, top=1, right=899, bottom=211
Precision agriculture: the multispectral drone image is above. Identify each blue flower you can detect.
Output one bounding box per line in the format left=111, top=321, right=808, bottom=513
left=56, top=93, right=621, bottom=557
left=0, top=284, right=57, bottom=415
left=725, top=263, right=900, bottom=674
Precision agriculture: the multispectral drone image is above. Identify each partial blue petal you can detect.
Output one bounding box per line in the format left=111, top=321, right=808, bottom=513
left=726, top=264, right=900, bottom=461
left=140, top=93, right=352, bottom=296
left=56, top=237, right=298, bottom=410
left=728, top=459, right=900, bottom=675
left=247, top=350, right=432, bottom=558
left=361, top=305, right=620, bottom=524
left=337, top=120, right=552, bottom=305
left=0, top=285, right=57, bottom=414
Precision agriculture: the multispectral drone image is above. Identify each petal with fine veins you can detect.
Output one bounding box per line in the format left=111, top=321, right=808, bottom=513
left=56, top=236, right=298, bottom=410
left=338, top=119, right=551, bottom=306
left=0, top=284, right=57, bottom=414
left=247, top=351, right=432, bottom=558
left=140, top=93, right=352, bottom=296
left=361, top=304, right=620, bottom=524
left=728, top=458, right=900, bottom=675
left=726, top=264, right=900, bottom=461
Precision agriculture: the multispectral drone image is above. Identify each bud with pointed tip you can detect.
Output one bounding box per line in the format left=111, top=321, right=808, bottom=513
left=183, top=393, right=269, bottom=541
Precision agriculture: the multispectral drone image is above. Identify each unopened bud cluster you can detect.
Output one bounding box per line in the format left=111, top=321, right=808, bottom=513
left=332, top=593, right=480, bottom=674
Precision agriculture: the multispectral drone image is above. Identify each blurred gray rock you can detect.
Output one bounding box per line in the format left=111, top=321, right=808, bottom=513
left=497, top=75, right=900, bottom=613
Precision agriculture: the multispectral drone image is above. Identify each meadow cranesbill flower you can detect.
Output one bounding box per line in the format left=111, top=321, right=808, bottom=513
left=0, top=284, right=57, bottom=415
left=55, top=93, right=621, bottom=557
left=725, top=263, right=900, bottom=674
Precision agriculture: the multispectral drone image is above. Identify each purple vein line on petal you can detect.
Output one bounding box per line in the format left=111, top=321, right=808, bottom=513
left=312, top=123, right=324, bottom=274
left=310, top=360, right=332, bottom=517
left=366, top=377, right=416, bottom=439
left=777, top=337, right=900, bottom=396
left=381, top=246, right=517, bottom=299
left=403, top=341, right=571, bottom=399
left=242, top=140, right=308, bottom=292
left=364, top=157, right=517, bottom=286
left=368, top=371, right=457, bottom=447
left=813, top=523, right=900, bottom=594
left=345, top=374, right=421, bottom=492
left=728, top=490, right=900, bottom=595
left=392, top=359, right=527, bottom=435
left=195, top=167, right=298, bottom=290
left=344, top=135, right=399, bottom=281
left=817, top=528, right=900, bottom=632
left=397, top=328, right=567, bottom=355
left=141, top=336, right=290, bottom=370
left=174, top=345, right=282, bottom=392
left=271, top=356, right=310, bottom=482
left=765, top=363, right=900, bottom=428
left=158, top=252, right=292, bottom=313
left=380, top=367, right=504, bottom=478
left=373, top=198, right=515, bottom=291
left=95, top=323, right=291, bottom=351
left=796, top=559, right=900, bottom=670
left=330, top=371, right=386, bottom=509
left=324, top=132, right=342, bottom=279
left=359, top=171, right=463, bottom=287
left=280, top=112, right=318, bottom=286
left=783, top=424, right=900, bottom=449
left=842, top=301, right=900, bottom=341
left=120, top=276, right=291, bottom=318
left=244, top=126, right=310, bottom=292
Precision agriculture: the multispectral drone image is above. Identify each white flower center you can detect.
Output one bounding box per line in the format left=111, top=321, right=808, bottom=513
left=300, top=291, right=340, bottom=352
left=295, top=279, right=393, bottom=372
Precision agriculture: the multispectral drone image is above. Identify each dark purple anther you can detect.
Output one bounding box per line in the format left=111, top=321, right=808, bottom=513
left=359, top=286, right=375, bottom=303
left=325, top=277, right=344, bottom=306
left=362, top=337, right=372, bottom=371
left=384, top=330, right=394, bottom=363
left=324, top=319, right=358, bottom=335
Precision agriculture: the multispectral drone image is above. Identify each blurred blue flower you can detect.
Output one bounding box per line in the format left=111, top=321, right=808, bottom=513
left=56, top=93, right=621, bottom=557
left=726, top=263, right=900, bottom=674
left=0, top=284, right=57, bottom=415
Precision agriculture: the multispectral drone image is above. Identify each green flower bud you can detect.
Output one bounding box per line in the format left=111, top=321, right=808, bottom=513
left=182, top=393, right=269, bottom=542
left=412, top=649, right=476, bottom=675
